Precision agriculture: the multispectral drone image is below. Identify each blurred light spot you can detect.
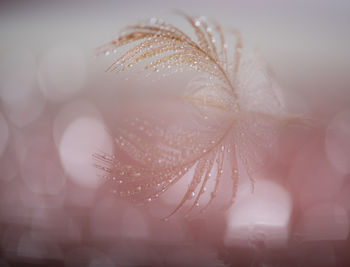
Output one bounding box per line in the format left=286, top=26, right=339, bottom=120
left=2, top=87, right=46, bottom=128
left=30, top=209, right=81, bottom=244
left=57, top=102, right=112, bottom=188
left=0, top=48, right=46, bottom=127
left=38, top=44, right=86, bottom=102
left=296, top=202, right=349, bottom=241
left=53, top=100, right=102, bottom=148
left=20, top=136, right=66, bottom=195
left=325, top=109, right=350, bottom=174
left=120, top=208, right=149, bottom=239
left=0, top=47, right=36, bottom=93
left=0, top=112, right=9, bottom=157
left=224, top=179, right=292, bottom=248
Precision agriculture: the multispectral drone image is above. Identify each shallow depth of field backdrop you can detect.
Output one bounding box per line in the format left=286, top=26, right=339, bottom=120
left=0, top=1, right=350, bottom=266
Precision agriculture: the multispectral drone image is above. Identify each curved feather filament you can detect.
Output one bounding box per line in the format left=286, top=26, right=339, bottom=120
left=94, top=13, right=301, bottom=219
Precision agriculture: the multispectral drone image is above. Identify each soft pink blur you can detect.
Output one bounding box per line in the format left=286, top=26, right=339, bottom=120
left=0, top=1, right=350, bottom=266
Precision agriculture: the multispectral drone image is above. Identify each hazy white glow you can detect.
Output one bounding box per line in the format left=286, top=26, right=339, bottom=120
left=38, top=44, right=86, bottom=102
left=224, top=179, right=292, bottom=248
left=58, top=113, right=112, bottom=188
left=325, top=109, right=350, bottom=174
left=53, top=100, right=103, bottom=148
left=0, top=113, right=9, bottom=157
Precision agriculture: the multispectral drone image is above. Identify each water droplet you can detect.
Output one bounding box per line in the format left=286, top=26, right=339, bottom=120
left=105, top=51, right=110, bottom=56
left=195, top=20, right=201, bottom=27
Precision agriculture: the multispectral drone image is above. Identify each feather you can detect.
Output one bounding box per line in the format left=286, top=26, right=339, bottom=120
left=95, top=13, right=306, bottom=218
